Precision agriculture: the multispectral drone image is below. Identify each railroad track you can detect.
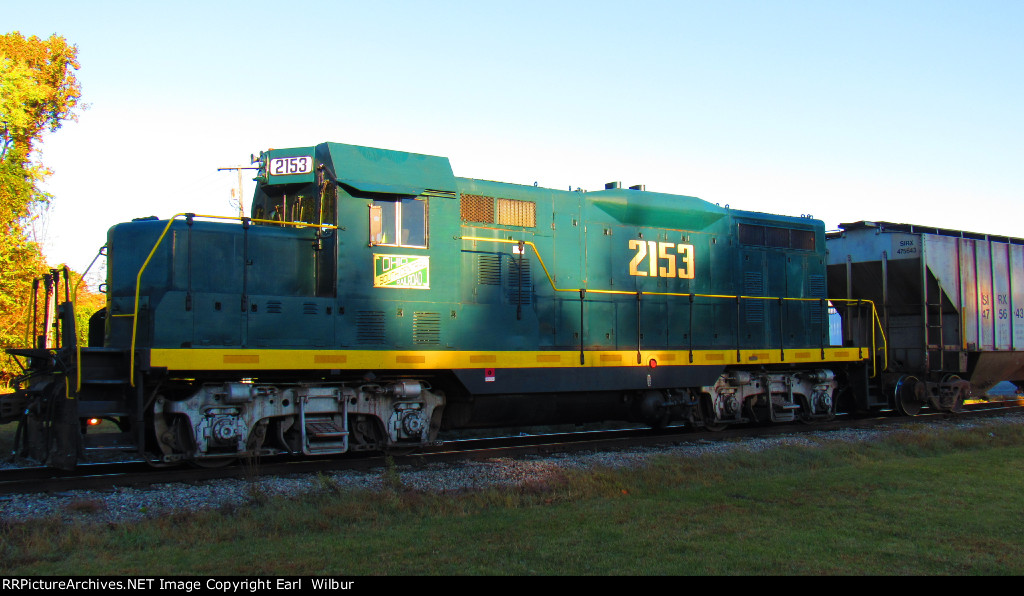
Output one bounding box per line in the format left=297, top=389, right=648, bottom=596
left=2, top=400, right=1022, bottom=498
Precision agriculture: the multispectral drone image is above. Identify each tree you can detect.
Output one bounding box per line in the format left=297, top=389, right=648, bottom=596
left=1, top=32, right=81, bottom=227
left=0, top=32, right=83, bottom=386
left=0, top=32, right=81, bottom=160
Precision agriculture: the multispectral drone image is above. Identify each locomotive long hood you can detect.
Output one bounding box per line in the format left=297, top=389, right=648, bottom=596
left=589, top=189, right=728, bottom=229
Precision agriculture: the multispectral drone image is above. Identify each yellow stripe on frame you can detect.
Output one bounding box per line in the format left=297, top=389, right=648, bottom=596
left=314, top=355, right=347, bottom=364
left=396, top=355, right=426, bottom=364
left=223, top=355, right=259, bottom=364
left=149, top=347, right=867, bottom=372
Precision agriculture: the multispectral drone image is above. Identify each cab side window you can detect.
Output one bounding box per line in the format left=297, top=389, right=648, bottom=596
left=370, top=197, right=428, bottom=248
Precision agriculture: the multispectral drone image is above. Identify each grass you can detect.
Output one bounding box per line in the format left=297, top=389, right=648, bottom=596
left=1, top=420, right=1023, bottom=575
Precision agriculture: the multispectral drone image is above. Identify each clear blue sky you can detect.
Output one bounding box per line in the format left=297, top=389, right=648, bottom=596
left=6, top=0, right=1023, bottom=278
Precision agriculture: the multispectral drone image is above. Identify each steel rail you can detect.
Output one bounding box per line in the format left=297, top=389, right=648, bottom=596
left=2, top=402, right=1019, bottom=497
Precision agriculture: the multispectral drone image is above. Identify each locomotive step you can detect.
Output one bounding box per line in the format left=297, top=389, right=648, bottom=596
left=305, top=420, right=348, bottom=439
left=77, top=401, right=130, bottom=416
left=80, top=378, right=130, bottom=385
left=82, top=431, right=136, bottom=449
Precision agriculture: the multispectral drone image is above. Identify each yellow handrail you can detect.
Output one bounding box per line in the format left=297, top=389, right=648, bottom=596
left=127, top=214, right=339, bottom=385
left=73, top=246, right=107, bottom=393
left=462, top=235, right=888, bottom=377
left=829, top=297, right=889, bottom=377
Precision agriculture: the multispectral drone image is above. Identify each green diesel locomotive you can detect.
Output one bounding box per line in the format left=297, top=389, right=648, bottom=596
left=4, top=141, right=883, bottom=468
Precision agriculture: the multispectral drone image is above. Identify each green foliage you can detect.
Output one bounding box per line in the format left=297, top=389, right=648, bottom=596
left=0, top=32, right=84, bottom=386
left=0, top=31, right=82, bottom=162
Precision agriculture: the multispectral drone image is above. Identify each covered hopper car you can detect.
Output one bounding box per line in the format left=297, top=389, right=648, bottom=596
left=827, top=221, right=1024, bottom=415
left=1, top=142, right=1009, bottom=469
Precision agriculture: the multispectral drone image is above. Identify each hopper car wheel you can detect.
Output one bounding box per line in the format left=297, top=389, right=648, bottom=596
left=938, top=374, right=967, bottom=413
left=894, top=376, right=925, bottom=417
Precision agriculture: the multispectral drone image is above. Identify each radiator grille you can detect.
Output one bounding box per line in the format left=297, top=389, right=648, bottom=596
left=461, top=194, right=494, bottom=223
left=461, top=194, right=536, bottom=228
left=808, top=274, right=826, bottom=322
left=356, top=311, right=386, bottom=344
left=507, top=257, right=533, bottom=305
left=413, top=312, right=441, bottom=345
left=478, top=254, right=502, bottom=285
left=497, top=198, right=536, bottom=227
left=744, top=272, right=764, bottom=323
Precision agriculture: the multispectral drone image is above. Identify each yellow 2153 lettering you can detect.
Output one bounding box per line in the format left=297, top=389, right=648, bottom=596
left=628, top=240, right=695, bottom=279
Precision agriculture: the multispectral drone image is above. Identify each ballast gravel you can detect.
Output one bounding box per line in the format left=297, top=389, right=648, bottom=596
left=2, top=413, right=1021, bottom=525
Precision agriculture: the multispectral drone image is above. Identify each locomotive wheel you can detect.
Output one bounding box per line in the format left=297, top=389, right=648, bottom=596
left=833, top=385, right=857, bottom=417
left=796, top=401, right=826, bottom=425
left=824, top=397, right=838, bottom=422
left=154, top=403, right=237, bottom=468
left=809, top=397, right=836, bottom=423
left=894, top=376, right=925, bottom=416
left=698, top=393, right=727, bottom=432
left=639, top=390, right=671, bottom=429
